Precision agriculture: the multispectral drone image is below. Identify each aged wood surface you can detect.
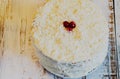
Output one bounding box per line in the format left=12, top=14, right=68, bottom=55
left=115, top=0, right=120, bottom=78
left=0, top=0, right=119, bottom=79
left=0, top=0, right=54, bottom=79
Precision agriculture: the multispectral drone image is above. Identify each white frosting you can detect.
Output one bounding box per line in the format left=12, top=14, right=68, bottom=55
left=33, top=0, right=109, bottom=63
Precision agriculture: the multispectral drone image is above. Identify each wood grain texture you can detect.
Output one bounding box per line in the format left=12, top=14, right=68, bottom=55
left=0, top=0, right=54, bottom=79
left=0, top=0, right=119, bottom=79
left=115, top=0, right=120, bottom=78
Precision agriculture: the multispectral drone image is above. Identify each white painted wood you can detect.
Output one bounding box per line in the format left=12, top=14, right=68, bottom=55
left=0, top=0, right=54, bottom=79
left=115, top=0, right=120, bottom=45
left=115, top=0, right=120, bottom=77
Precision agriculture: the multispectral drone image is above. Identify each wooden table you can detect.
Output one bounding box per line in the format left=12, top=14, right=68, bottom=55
left=0, top=0, right=120, bottom=79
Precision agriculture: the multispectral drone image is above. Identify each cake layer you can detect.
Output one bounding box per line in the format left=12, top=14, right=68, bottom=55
left=33, top=0, right=109, bottom=62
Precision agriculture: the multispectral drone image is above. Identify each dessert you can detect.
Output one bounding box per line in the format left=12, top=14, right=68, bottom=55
left=32, top=0, right=109, bottom=78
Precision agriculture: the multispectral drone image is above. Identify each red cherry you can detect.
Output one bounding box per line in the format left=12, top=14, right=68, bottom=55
left=69, top=21, right=76, bottom=28
left=63, top=21, right=76, bottom=31
left=67, top=28, right=73, bottom=31
left=63, top=21, right=69, bottom=28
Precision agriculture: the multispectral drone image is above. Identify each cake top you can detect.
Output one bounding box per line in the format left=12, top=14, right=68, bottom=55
left=33, top=0, right=109, bottom=63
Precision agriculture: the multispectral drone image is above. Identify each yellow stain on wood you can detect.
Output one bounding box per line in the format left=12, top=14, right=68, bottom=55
left=0, top=0, right=47, bottom=59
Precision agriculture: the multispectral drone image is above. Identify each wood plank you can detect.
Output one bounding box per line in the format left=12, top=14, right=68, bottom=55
left=115, top=0, right=120, bottom=78
left=0, top=0, right=54, bottom=79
